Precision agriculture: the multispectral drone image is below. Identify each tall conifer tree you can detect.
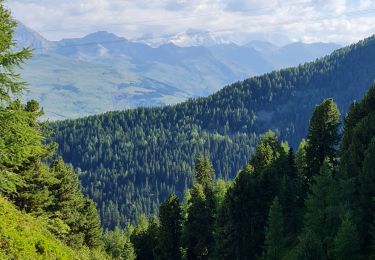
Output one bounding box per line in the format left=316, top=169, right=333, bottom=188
left=305, top=99, right=340, bottom=184
left=157, top=194, right=182, bottom=260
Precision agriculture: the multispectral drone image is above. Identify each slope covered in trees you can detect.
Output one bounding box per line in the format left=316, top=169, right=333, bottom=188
left=123, top=84, right=375, bottom=259
left=51, top=34, right=375, bottom=228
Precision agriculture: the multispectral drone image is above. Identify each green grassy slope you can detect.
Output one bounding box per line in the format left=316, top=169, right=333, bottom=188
left=0, top=196, right=107, bottom=260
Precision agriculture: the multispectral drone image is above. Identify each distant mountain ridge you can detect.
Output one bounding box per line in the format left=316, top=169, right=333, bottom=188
left=16, top=22, right=340, bottom=120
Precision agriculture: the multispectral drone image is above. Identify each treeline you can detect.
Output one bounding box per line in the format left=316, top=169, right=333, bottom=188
left=109, top=84, right=375, bottom=259
left=51, top=33, right=375, bottom=228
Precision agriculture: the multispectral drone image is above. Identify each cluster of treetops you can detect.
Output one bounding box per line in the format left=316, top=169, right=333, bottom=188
left=106, top=84, right=375, bottom=260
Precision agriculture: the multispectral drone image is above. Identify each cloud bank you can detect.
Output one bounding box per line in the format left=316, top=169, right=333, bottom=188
left=6, top=0, right=375, bottom=45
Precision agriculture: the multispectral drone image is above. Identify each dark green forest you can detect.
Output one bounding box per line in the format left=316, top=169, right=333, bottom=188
left=110, top=85, right=375, bottom=259
left=51, top=33, right=375, bottom=228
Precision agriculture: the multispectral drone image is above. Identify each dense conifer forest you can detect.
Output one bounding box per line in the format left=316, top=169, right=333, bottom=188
left=51, top=32, right=375, bottom=228
left=104, top=85, right=375, bottom=259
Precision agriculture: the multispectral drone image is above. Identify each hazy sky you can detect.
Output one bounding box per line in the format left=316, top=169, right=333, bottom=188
left=6, top=0, right=375, bottom=45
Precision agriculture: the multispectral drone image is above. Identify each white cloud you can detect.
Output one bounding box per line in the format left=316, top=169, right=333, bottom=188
left=5, top=0, right=375, bottom=45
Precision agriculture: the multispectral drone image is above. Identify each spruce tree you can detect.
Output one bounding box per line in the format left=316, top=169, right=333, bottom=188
left=195, top=154, right=214, bottom=189
left=81, top=198, right=103, bottom=248
left=216, top=132, right=285, bottom=259
left=48, top=158, right=102, bottom=248
left=157, top=194, right=182, bottom=260
left=299, top=162, right=342, bottom=258
left=186, top=184, right=215, bottom=259
left=264, top=197, right=284, bottom=260
left=305, top=99, right=340, bottom=184
left=216, top=164, right=259, bottom=259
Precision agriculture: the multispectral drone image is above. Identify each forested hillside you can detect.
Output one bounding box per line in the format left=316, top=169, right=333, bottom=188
left=52, top=34, right=375, bottom=228
left=127, top=85, right=375, bottom=259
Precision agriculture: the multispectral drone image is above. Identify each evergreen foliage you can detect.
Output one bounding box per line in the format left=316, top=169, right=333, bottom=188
left=264, top=197, right=284, bottom=260
left=157, top=194, right=182, bottom=260
left=332, top=213, right=360, bottom=260
left=0, top=0, right=31, bottom=102
left=103, top=227, right=136, bottom=260
left=299, top=162, right=342, bottom=258
left=122, top=86, right=375, bottom=259
left=130, top=216, right=159, bottom=260
left=185, top=183, right=215, bottom=259
left=305, top=99, right=340, bottom=184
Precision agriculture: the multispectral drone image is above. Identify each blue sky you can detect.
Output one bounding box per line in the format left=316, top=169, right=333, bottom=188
left=6, top=0, right=375, bottom=45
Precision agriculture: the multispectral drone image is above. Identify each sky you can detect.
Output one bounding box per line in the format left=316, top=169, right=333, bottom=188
left=6, top=0, right=375, bottom=45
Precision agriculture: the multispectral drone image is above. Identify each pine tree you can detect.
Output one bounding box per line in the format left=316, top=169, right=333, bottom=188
left=264, top=197, right=284, bottom=260
left=333, top=213, right=360, bottom=260
left=157, top=194, right=182, bottom=260
left=305, top=99, right=340, bottom=184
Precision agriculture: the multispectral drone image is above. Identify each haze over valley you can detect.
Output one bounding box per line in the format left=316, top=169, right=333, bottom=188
left=16, top=22, right=340, bottom=119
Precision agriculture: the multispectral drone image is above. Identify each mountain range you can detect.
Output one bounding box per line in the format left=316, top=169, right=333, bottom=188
left=15, top=22, right=340, bottom=120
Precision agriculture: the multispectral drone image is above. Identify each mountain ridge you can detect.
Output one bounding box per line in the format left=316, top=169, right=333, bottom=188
left=17, top=23, right=340, bottom=120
